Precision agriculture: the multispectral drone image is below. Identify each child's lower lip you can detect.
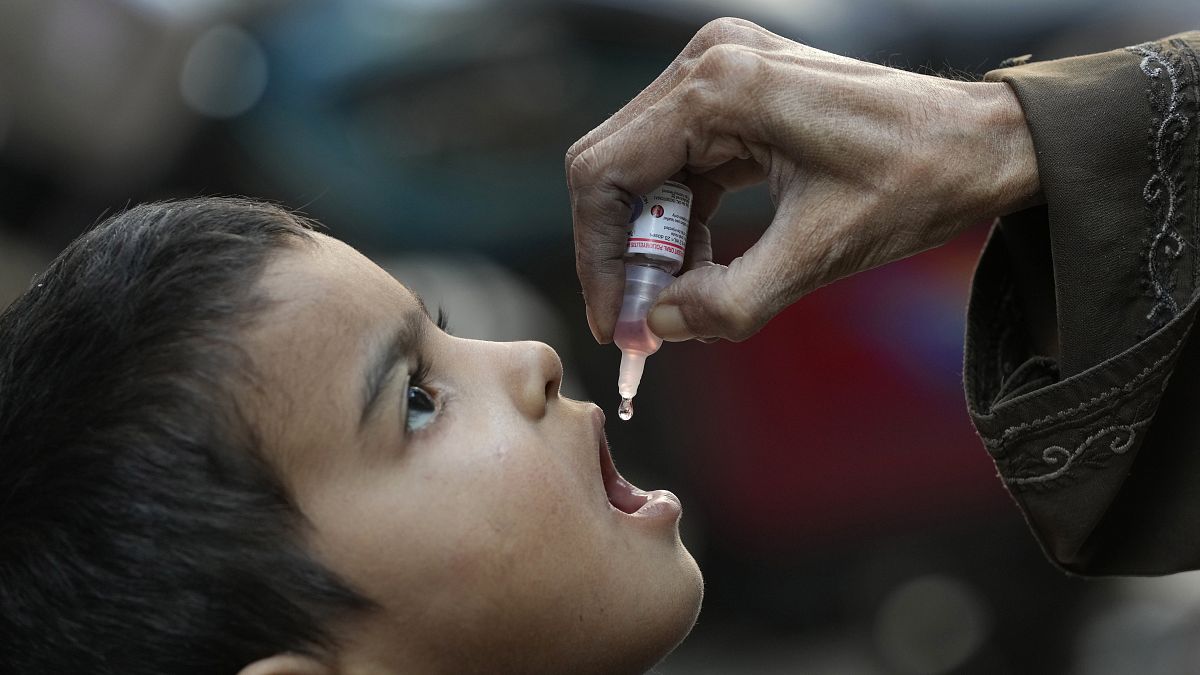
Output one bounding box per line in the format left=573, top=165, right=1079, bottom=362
left=614, top=489, right=682, bottom=521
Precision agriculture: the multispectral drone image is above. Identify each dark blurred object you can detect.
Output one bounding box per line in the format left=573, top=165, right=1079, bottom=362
left=236, top=0, right=704, bottom=250
left=0, top=0, right=280, bottom=247
left=0, top=0, right=278, bottom=192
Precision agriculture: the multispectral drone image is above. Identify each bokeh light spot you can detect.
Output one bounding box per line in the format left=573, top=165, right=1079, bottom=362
left=874, top=574, right=992, bottom=674
left=179, top=24, right=268, bottom=119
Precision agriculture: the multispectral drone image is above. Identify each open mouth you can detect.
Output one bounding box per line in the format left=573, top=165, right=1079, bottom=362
left=593, top=408, right=681, bottom=519
left=598, top=433, right=652, bottom=514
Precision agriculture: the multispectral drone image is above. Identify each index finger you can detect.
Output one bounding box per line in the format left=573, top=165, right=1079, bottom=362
left=570, top=110, right=692, bottom=343
left=564, top=17, right=784, bottom=182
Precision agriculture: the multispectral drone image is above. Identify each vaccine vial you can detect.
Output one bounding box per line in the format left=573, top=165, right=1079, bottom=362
left=613, top=180, right=692, bottom=420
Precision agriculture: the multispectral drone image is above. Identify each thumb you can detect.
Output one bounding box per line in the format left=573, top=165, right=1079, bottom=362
left=647, top=259, right=773, bottom=343
left=648, top=187, right=818, bottom=342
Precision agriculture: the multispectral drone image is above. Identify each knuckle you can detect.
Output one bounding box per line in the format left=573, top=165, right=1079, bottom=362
left=564, top=148, right=579, bottom=185
left=691, top=17, right=755, bottom=50
left=680, top=45, right=763, bottom=125
left=693, top=43, right=762, bottom=87
left=564, top=142, right=583, bottom=171
left=720, top=306, right=762, bottom=342
left=566, top=145, right=600, bottom=193
left=678, top=76, right=721, bottom=122
left=720, top=16, right=767, bottom=33
left=691, top=17, right=728, bottom=49
left=709, top=281, right=764, bottom=342
left=566, top=136, right=600, bottom=178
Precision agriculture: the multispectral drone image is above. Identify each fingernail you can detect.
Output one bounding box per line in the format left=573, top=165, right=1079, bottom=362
left=648, top=304, right=693, bottom=342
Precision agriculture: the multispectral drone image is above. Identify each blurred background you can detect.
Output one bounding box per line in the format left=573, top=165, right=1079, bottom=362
left=2, top=0, right=1200, bottom=672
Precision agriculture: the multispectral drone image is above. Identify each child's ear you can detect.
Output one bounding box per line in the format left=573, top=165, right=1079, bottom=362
left=238, top=653, right=335, bottom=675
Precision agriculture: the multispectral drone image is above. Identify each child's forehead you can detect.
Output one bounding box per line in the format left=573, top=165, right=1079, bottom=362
left=244, top=236, right=426, bottom=405
left=259, top=233, right=417, bottom=318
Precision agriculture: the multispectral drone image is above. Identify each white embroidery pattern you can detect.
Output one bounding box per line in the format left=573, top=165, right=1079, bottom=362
left=1006, top=416, right=1153, bottom=485
left=1128, top=42, right=1190, bottom=329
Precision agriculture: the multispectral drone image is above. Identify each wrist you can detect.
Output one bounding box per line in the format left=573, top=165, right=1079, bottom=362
left=968, top=81, right=1043, bottom=216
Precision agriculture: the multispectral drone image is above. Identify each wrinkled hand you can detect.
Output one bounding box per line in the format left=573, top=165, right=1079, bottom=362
left=566, top=17, right=1040, bottom=344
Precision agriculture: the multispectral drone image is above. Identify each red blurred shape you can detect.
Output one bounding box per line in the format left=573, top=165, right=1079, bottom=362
left=674, top=226, right=1010, bottom=552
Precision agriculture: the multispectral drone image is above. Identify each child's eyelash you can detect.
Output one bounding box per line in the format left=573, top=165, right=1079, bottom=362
left=411, top=355, right=434, bottom=389
left=405, top=305, right=447, bottom=390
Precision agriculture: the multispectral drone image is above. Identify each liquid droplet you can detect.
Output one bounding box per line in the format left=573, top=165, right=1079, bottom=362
left=618, top=397, right=634, bottom=421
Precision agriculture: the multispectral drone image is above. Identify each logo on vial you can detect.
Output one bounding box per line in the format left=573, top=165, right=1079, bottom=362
left=651, top=205, right=664, bottom=218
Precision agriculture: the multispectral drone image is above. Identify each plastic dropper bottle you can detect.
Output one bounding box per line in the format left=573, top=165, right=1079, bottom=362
left=613, top=180, right=693, bottom=420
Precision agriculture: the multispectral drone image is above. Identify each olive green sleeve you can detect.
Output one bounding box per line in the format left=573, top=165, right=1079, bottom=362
left=964, top=32, right=1200, bottom=575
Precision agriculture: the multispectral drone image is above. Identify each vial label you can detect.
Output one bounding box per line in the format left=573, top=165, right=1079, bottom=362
left=626, top=181, right=692, bottom=264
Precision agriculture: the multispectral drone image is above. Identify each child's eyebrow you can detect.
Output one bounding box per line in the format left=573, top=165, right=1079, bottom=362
left=358, top=294, right=432, bottom=431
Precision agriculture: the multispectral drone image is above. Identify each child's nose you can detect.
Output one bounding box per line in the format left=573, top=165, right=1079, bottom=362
left=507, top=341, right=563, bottom=420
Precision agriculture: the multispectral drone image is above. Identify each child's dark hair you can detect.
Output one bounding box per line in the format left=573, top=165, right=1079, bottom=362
left=0, top=198, right=371, bottom=673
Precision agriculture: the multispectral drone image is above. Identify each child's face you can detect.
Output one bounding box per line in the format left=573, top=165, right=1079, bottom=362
left=241, top=233, right=702, bottom=672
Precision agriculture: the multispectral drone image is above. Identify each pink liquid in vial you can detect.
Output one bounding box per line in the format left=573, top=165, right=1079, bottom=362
left=613, top=317, right=662, bottom=355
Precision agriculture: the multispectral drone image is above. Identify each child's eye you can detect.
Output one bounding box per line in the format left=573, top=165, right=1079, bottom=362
left=405, top=385, right=437, bottom=432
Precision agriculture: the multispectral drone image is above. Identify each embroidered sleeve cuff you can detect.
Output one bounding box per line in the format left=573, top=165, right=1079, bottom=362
left=965, top=32, right=1200, bottom=575
left=966, top=221, right=1194, bottom=574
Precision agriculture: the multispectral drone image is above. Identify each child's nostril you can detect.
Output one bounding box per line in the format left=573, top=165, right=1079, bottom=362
left=545, top=376, right=558, bottom=400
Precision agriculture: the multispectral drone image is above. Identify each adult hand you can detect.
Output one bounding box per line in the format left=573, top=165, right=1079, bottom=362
left=566, top=17, right=1041, bottom=344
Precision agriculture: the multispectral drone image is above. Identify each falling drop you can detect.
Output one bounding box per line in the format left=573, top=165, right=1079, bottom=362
left=618, top=397, right=634, bottom=421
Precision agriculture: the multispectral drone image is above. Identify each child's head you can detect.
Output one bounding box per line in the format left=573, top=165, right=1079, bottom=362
left=0, top=198, right=702, bottom=674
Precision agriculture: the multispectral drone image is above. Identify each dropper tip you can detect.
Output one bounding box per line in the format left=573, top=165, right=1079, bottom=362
left=617, top=351, right=647, bottom=401
left=618, top=397, right=634, bottom=421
